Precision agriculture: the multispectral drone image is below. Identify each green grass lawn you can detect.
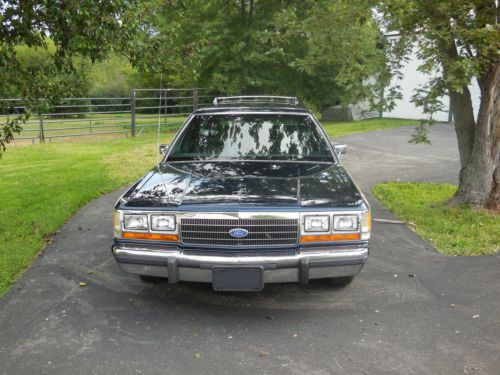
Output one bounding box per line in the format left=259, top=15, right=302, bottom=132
left=0, top=116, right=419, bottom=297
left=373, top=182, right=500, bottom=256
left=4, top=113, right=188, bottom=140
left=323, top=117, right=420, bottom=138
left=0, top=133, right=172, bottom=296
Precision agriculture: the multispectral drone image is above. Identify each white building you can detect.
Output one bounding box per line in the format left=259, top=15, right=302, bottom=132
left=386, top=50, right=481, bottom=122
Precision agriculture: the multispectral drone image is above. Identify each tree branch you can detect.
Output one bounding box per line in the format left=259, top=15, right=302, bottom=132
left=248, top=0, right=254, bottom=27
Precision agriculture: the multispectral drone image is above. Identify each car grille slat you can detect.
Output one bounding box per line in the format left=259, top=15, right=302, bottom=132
left=180, top=217, right=299, bottom=246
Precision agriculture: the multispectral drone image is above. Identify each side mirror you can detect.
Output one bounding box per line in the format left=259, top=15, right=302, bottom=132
left=159, top=144, right=169, bottom=155
left=333, top=144, right=347, bottom=156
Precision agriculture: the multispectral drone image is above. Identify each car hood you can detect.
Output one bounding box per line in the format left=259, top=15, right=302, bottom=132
left=120, top=161, right=364, bottom=208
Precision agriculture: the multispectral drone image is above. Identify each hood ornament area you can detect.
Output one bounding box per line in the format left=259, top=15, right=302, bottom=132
left=229, top=228, right=249, bottom=238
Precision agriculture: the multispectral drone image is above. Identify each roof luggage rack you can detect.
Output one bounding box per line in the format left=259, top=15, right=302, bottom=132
left=213, top=96, right=299, bottom=107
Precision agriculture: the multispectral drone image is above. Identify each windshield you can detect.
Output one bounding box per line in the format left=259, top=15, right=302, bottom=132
left=167, top=114, right=334, bottom=162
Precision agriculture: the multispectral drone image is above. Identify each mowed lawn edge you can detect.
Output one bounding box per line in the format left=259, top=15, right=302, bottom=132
left=323, top=117, right=421, bottom=137
left=373, top=182, right=500, bottom=256
left=0, top=117, right=418, bottom=297
left=0, top=135, right=170, bottom=296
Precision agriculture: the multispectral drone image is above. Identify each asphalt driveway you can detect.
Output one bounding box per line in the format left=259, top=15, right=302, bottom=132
left=1, top=124, right=499, bottom=374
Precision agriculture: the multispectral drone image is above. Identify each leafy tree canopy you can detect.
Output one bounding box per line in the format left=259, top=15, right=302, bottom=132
left=128, top=0, right=387, bottom=111
left=1, top=0, right=388, bottom=152
left=0, top=0, right=139, bottom=154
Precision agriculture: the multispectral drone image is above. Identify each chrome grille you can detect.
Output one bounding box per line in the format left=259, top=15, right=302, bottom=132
left=180, top=218, right=299, bottom=246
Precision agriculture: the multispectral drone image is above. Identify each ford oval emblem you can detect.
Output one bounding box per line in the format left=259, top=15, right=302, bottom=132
left=229, top=228, right=249, bottom=238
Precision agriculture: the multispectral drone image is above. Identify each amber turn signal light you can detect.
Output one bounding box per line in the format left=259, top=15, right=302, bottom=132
left=113, top=210, right=120, bottom=231
left=123, top=232, right=179, bottom=242
left=300, top=233, right=361, bottom=243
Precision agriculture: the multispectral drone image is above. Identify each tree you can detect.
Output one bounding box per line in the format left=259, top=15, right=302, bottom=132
left=0, top=0, right=139, bottom=155
left=88, top=55, right=139, bottom=98
left=13, top=43, right=91, bottom=99
left=128, top=0, right=387, bottom=111
left=380, top=0, right=500, bottom=209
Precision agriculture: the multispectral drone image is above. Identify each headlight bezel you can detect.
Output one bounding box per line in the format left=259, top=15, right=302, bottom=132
left=300, top=210, right=370, bottom=239
left=118, top=211, right=179, bottom=234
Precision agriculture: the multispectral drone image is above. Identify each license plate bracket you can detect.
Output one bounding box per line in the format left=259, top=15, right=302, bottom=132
left=212, top=266, right=264, bottom=292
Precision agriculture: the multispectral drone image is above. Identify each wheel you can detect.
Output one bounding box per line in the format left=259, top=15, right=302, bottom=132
left=139, top=275, right=164, bottom=283
left=328, top=276, right=355, bottom=287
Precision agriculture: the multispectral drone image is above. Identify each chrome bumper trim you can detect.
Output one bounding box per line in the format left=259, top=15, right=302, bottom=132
left=112, top=245, right=368, bottom=284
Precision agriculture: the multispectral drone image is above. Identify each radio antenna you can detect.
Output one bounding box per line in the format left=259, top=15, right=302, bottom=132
left=157, top=73, right=163, bottom=164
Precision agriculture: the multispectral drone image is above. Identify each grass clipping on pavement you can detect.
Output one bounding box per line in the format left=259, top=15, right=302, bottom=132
left=373, top=182, right=500, bottom=256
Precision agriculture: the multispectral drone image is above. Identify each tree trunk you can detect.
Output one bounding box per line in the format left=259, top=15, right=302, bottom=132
left=451, top=62, right=500, bottom=209
left=449, top=87, right=475, bottom=171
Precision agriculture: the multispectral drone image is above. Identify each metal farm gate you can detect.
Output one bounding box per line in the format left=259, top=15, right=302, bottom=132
left=0, top=88, right=216, bottom=143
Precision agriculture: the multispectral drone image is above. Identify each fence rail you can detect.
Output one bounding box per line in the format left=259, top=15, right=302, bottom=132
left=0, top=88, right=217, bottom=143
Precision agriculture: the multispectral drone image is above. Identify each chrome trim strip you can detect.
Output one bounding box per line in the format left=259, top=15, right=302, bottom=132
left=113, top=246, right=369, bottom=266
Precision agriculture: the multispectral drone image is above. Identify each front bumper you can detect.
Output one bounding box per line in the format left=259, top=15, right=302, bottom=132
left=111, top=241, right=369, bottom=286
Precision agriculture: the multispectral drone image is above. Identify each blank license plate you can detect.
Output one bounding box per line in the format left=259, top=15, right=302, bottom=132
left=212, top=267, right=264, bottom=292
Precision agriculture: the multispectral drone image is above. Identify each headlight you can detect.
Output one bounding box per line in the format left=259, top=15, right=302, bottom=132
left=151, top=214, right=176, bottom=231
left=333, top=215, right=359, bottom=231
left=304, top=215, right=330, bottom=232
left=123, top=214, right=148, bottom=230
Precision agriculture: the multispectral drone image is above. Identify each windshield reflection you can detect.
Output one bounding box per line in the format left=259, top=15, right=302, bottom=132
left=168, top=114, right=333, bottom=162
